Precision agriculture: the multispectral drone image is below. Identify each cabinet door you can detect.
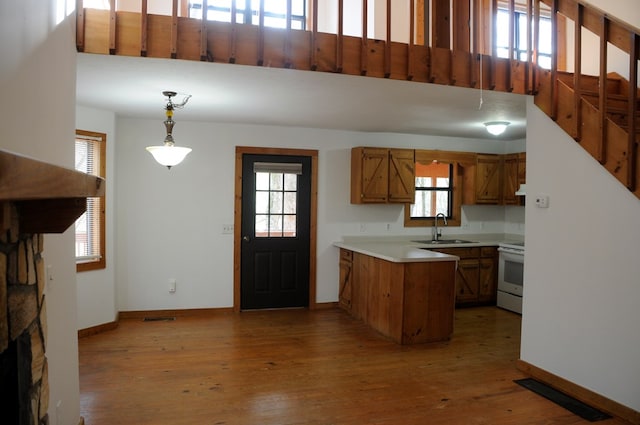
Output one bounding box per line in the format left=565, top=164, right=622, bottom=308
left=388, top=149, right=415, bottom=203
left=475, top=154, right=502, bottom=204
left=338, top=249, right=353, bottom=311
left=502, top=154, right=519, bottom=205
left=517, top=152, right=526, bottom=185
left=478, top=257, right=497, bottom=303
left=351, top=147, right=389, bottom=203
left=455, top=259, right=480, bottom=304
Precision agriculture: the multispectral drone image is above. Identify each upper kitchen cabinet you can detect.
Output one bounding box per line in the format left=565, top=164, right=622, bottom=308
left=475, top=154, right=502, bottom=204
left=502, top=154, right=519, bottom=205
left=351, top=147, right=415, bottom=204
left=517, top=152, right=526, bottom=186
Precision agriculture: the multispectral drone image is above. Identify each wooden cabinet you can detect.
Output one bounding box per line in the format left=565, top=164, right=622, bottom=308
left=338, top=249, right=353, bottom=311
left=517, top=152, right=526, bottom=186
left=478, top=247, right=498, bottom=303
left=339, top=251, right=457, bottom=344
left=465, top=153, right=526, bottom=206
left=502, top=153, right=519, bottom=205
left=475, top=154, right=502, bottom=204
left=350, top=147, right=415, bottom=204
left=431, top=246, right=498, bottom=306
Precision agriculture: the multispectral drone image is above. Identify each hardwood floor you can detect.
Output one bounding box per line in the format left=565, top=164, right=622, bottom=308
left=78, top=307, right=629, bottom=425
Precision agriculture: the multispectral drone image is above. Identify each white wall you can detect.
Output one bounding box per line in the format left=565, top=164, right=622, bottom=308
left=76, top=106, right=118, bottom=329
left=0, top=1, right=81, bottom=424
left=523, top=97, right=640, bottom=410
left=112, top=116, right=522, bottom=310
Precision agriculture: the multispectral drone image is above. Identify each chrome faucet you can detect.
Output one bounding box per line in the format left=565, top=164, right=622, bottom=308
left=432, top=213, right=448, bottom=241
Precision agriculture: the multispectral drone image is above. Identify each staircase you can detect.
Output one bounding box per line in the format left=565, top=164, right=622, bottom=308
left=76, top=0, right=640, bottom=200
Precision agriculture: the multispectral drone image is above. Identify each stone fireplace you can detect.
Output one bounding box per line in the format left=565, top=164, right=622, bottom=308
left=0, top=149, right=105, bottom=425
left=1, top=210, right=49, bottom=424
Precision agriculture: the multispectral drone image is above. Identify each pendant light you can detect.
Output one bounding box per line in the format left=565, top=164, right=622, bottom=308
left=146, top=91, right=192, bottom=169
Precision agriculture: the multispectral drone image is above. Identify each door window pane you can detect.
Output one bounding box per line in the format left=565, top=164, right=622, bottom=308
left=253, top=167, right=300, bottom=238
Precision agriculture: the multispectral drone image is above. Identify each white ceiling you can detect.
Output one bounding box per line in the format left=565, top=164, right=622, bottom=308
left=76, top=53, right=528, bottom=140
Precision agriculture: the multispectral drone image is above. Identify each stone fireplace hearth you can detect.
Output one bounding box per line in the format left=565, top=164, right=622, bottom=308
left=1, top=213, right=49, bottom=425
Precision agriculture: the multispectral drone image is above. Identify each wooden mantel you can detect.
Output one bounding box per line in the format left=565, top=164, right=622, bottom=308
left=0, top=149, right=105, bottom=234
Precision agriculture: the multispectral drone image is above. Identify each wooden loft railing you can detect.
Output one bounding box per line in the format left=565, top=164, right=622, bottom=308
left=75, top=0, right=555, bottom=95
left=76, top=0, right=640, bottom=202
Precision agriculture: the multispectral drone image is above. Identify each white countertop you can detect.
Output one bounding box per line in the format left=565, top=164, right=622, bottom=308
left=333, top=240, right=459, bottom=263
left=333, top=233, right=524, bottom=263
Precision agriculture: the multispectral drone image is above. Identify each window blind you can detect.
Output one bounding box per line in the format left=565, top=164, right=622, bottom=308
left=75, top=135, right=102, bottom=262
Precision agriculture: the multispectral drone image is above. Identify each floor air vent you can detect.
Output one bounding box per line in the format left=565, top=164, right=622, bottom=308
left=514, top=378, right=611, bottom=422
left=142, top=317, right=176, bottom=322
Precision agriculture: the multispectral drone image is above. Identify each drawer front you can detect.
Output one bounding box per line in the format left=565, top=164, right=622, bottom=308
left=480, top=246, right=497, bottom=258
left=432, top=247, right=480, bottom=259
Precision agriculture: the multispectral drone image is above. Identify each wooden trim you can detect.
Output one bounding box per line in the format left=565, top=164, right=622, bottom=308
left=408, top=0, right=414, bottom=80
left=171, top=0, right=179, bottom=59
left=229, top=0, right=237, bottom=63
left=337, top=0, right=344, bottom=73
left=284, top=0, right=293, bottom=68
left=76, top=0, right=85, bottom=52
left=313, top=302, right=338, bottom=310
left=597, top=16, right=609, bottom=163
left=516, top=360, right=640, bottom=425
left=140, top=0, right=148, bottom=56
left=550, top=0, right=558, bottom=120
left=233, top=146, right=319, bottom=312
left=310, top=0, right=318, bottom=70
left=78, top=319, right=118, bottom=338
left=200, top=0, right=208, bottom=61
left=627, top=33, right=638, bottom=191
left=507, top=0, right=514, bottom=91
left=525, top=0, right=532, bottom=93
left=258, top=0, right=265, bottom=66
left=119, top=308, right=233, bottom=320
left=573, top=2, right=583, bottom=140
left=109, top=0, right=116, bottom=54
left=75, top=130, right=107, bottom=273
left=384, top=0, right=391, bottom=78
left=361, top=0, right=368, bottom=76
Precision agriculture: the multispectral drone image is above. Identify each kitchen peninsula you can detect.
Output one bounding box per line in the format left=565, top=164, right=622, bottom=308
left=334, top=240, right=459, bottom=344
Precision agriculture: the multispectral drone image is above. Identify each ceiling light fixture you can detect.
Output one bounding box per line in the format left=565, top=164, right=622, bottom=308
left=484, top=121, right=510, bottom=136
left=146, top=91, right=192, bottom=169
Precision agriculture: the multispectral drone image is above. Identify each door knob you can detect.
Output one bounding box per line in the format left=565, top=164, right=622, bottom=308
left=243, top=236, right=251, bottom=242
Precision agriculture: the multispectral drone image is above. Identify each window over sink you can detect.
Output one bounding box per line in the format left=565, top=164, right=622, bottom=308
left=404, top=150, right=474, bottom=228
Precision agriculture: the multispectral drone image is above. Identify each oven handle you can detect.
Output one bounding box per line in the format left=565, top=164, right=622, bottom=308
left=498, top=247, right=525, bottom=255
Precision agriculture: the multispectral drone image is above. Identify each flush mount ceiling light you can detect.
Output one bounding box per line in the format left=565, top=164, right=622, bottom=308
left=484, top=121, right=510, bottom=136
left=146, top=91, right=192, bottom=169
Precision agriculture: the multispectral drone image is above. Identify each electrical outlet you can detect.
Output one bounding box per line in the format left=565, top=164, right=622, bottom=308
left=222, top=224, right=234, bottom=234
left=169, top=278, right=176, bottom=293
left=359, top=223, right=366, bottom=233
left=535, top=195, right=549, bottom=208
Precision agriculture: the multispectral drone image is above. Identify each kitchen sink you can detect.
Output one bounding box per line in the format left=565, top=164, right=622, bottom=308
left=412, top=239, right=474, bottom=244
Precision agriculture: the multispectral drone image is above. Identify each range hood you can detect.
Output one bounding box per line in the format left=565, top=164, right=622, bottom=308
left=515, top=184, right=526, bottom=196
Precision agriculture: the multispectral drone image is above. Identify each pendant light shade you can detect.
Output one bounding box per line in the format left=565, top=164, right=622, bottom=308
left=484, top=121, right=510, bottom=136
left=146, top=91, right=192, bottom=169
left=146, top=145, right=192, bottom=168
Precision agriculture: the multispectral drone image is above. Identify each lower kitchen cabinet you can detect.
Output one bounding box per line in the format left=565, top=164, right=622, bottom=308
left=431, top=246, right=498, bottom=306
left=338, top=250, right=457, bottom=344
left=338, top=249, right=353, bottom=311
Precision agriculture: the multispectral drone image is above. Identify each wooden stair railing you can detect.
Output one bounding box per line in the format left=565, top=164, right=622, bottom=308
left=76, top=0, right=639, bottom=200
left=535, top=0, right=640, bottom=195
